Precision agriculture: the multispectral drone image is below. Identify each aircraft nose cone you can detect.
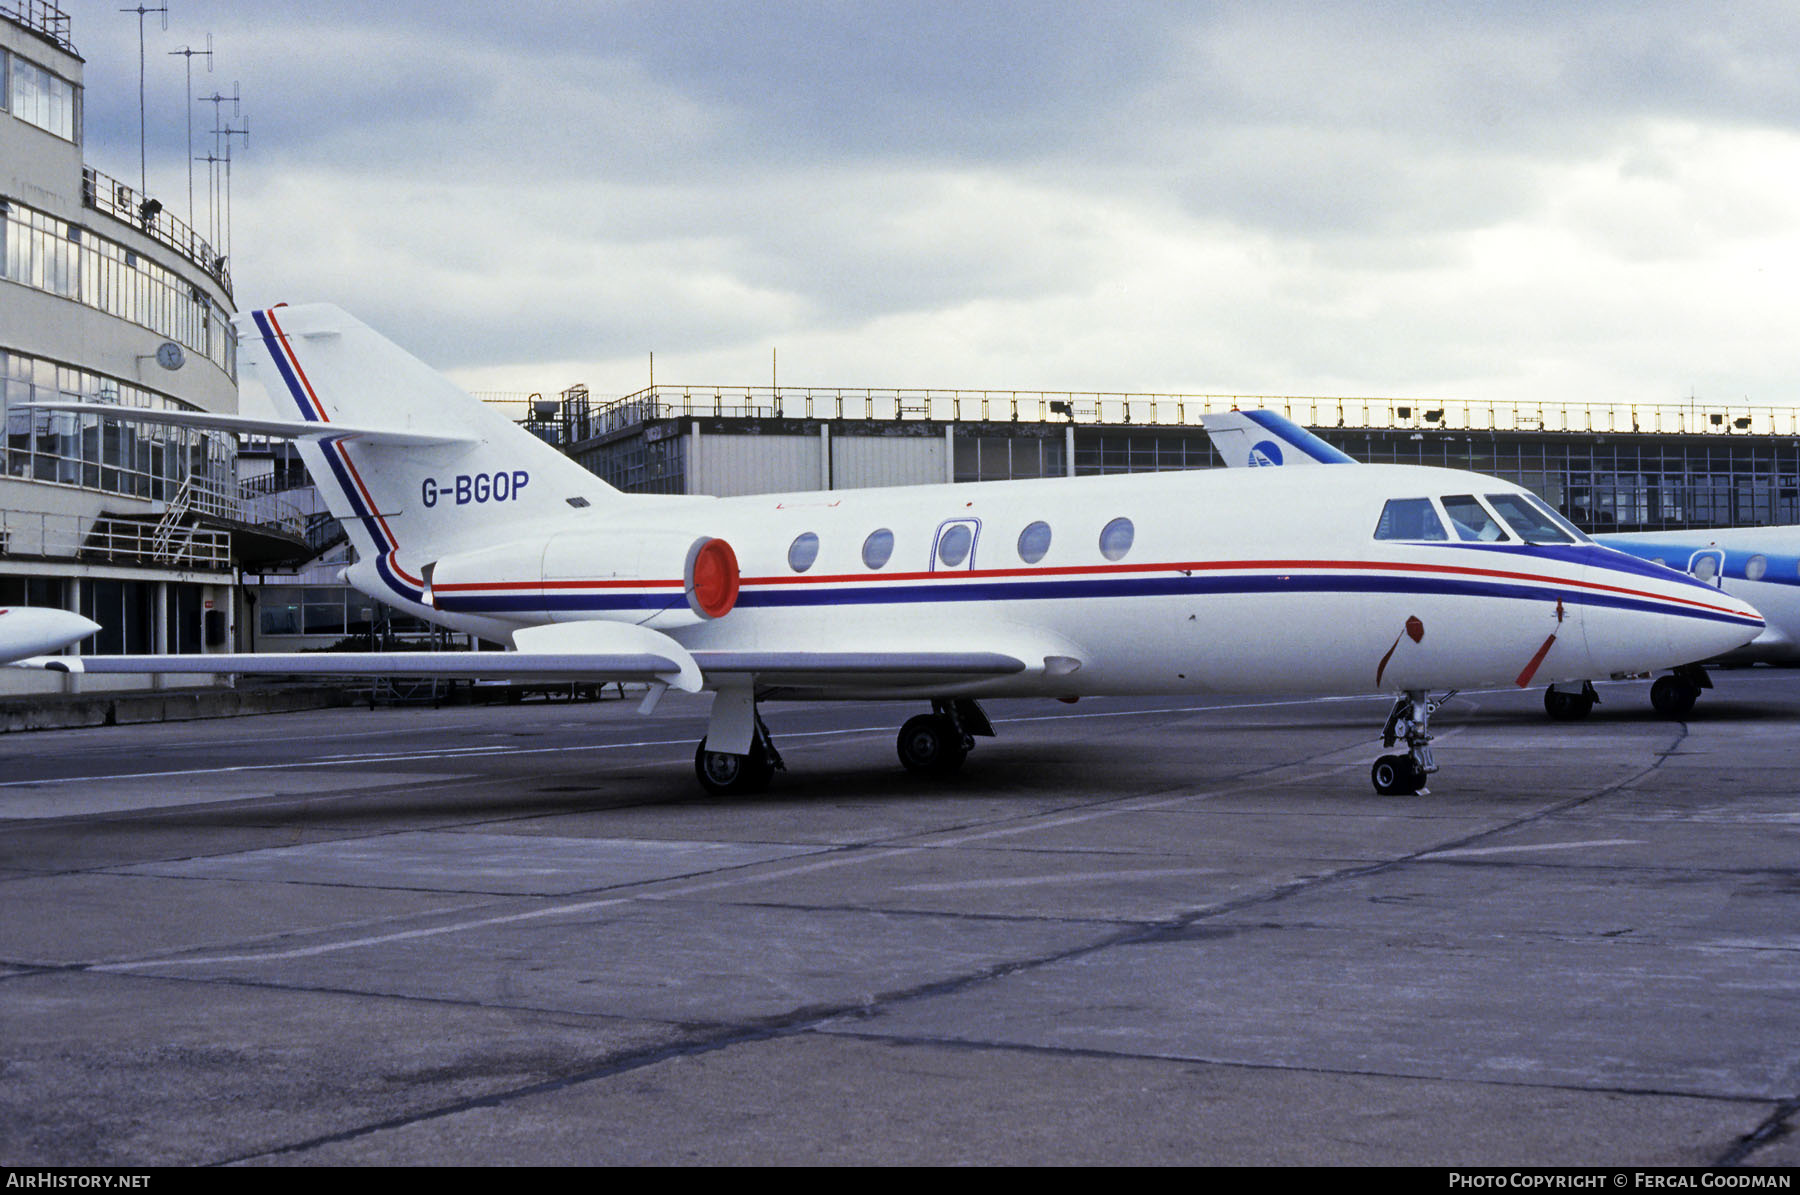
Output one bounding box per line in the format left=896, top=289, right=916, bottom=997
left=0, top=607, right=102, bottom=664
left=1577, top=551, right=1764, bottom=677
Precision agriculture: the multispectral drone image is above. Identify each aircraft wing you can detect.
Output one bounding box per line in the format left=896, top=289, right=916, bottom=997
left=16, top=651, right=684, bottom=680
left=15, top=649, right=1028, bottom=681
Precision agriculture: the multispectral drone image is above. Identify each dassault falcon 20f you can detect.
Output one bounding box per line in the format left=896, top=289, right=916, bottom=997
left=19, top=305, right=1764, bottom=795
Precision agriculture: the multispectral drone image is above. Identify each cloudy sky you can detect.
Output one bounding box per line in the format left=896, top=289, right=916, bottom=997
left=69, top=1, right=1800, bottom=407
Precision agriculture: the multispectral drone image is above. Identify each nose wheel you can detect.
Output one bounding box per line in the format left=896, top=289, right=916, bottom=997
left=1372, top=689, right=1450, bottom=796
left=1371, top=753, right=1425, bottom=796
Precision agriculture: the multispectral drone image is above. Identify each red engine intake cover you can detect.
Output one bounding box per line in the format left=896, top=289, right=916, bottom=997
left=687, top=537, right=740, bottom=619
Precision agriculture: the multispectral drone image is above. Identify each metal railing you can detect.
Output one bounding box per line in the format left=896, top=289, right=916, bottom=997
left=0, top=1, right=74, bottom=52
left=81, top=166, right=232, bottom=297
left=0, top=509, right=230, bottom=568
left=566, top=385, right=1800, bottom=442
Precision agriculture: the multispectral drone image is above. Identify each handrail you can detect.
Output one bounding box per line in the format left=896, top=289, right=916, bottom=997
left=81, top=166, right=233, bottom=298
left=559, top=385, right=1800, bottom=442
left=0, top=1, right=74, bottom=53
left=0, top=508, right=230, bottom=568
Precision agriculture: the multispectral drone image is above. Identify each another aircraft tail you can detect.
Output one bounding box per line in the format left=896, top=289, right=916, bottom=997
left=239, top=304, right=626, bottom=600
left=1199, top=409, right=1356, bottom=468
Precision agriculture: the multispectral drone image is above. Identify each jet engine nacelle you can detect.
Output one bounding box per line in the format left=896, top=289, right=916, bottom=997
left=426, top=529, right=740, bottom=629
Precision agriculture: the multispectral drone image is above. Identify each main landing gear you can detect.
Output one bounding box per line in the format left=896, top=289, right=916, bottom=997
left=692, top=696, right=997, bottom=795
left=1371, top=689, right=1452, bottom=796
left=1544, top=680, right=1600, bottom=721
left=694, top=713, right=784, bottom=796
left=1650, top=664, right=1709, bottom=718
left=896, top=699, right=994, bottom=777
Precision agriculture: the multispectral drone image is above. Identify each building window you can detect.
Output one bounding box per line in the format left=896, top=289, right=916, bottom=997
left=6, top=52, right=77, bottom=142
left=0, top=350, right=237, bottom=514
left=0, top=198, right=227, bottom=373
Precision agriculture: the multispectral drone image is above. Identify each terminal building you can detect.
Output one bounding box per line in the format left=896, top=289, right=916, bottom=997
left=0, top=2, right=301, bottom=695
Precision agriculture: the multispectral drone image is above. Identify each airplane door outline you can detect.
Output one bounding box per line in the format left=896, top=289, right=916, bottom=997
left=1688, top=548, right=1726, bottom=587
left=931, top=518, right=981, bottom=571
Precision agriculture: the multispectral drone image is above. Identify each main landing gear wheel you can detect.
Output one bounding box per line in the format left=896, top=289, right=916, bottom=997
left=1650, top=674, right=1700, bottom=718
left=1371, top=754, right=1424, bottom=796
left=1544, top=682, right=1598, bottom=721
left=694, top=740, right=775, bottom=796
left=897, top=713, right=971, bottom=776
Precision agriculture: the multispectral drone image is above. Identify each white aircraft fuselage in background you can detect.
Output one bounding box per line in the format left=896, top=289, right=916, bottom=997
left=19, top=307, right=1765, bottom=794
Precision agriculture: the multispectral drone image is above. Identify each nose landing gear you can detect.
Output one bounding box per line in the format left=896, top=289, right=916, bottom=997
left=1371, top=689, right=1452, bottom=796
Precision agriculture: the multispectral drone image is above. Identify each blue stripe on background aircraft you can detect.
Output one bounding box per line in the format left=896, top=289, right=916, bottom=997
left=17, top=305, right=1765, bottom=795
left=1200, top=407, right=1799, bottom=719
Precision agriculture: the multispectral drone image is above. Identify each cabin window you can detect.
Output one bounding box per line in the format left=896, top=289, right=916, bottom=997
left=1519, top=494, right=1591, bottom=542
left=862, top=528, right=894, bottom=570
left=937, top=523, right=973, bottom=568
left=787, top=532, right=820, bottom=573
left=1440, top=495, right=1508, bottom=542
left=1099, top=517, right=1134, bottom=561
left=1691, top=554, right=1719, bottom=582
left=1017, top=520, right=1051, bottom=564
left=1484, top=493, right=1574, bottom=544
left=1373, top=498, right=1447, bottom=541
left=1747, top=554, right=1768, bottom=581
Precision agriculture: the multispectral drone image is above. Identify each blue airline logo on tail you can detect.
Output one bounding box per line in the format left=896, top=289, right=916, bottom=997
left=1248, top=441, right=1285, bottom=466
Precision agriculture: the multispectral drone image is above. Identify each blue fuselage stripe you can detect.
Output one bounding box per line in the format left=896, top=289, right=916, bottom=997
left=433, top=572, right=1760, bottom=628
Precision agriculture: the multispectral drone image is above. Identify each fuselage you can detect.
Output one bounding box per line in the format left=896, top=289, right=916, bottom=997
left=402, top=463, right=1763, bottom=701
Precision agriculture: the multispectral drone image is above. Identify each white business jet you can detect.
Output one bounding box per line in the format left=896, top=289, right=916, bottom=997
left=19, top=306, right=1763, bottom=795
left=1200, top=407, right=1799, bottom=718
left=0, top=607, right=101, bottom=664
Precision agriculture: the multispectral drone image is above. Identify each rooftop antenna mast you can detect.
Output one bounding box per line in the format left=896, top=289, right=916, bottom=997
left=168, top=33, right=212, bottom=230
left=197, top=81, right=238, bottom=249
left=120, top=3, right=170, bottom=199
left=220, top=114, right=248, bottom=259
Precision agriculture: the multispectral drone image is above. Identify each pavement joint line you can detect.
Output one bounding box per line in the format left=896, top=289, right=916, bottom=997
left=1714, top=1096, right=1800, bottom=1166
left=815, top=1026, right=1791, bottom=1108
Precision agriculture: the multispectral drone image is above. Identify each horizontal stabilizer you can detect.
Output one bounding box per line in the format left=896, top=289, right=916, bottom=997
left=16, top=403, right=474, bottom=448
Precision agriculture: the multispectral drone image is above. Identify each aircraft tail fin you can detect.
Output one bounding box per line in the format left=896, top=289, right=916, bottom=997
left=239, top=304, right=627, bottom=597
left=1200, top=409, right=1357, bottom=468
